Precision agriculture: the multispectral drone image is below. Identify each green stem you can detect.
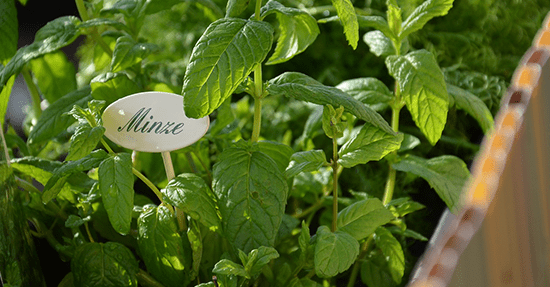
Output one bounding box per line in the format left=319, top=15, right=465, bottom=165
left=347, top=236, right=374, bottom=287
left=136, top=269, right=165, bottom=287
left=382, top=87, right=402, bottom=206
left=21, top=67, right=42, bottom=118
left=292, top=197, right=324, bottom=219
left=250, top=0, right=264, bottom=142
left=331, top=137, right=339, bottom=232
left=75, top=0, right=89, bottom=21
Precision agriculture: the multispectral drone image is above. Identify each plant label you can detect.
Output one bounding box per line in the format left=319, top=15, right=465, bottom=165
left=102, top=91, right=209, bottom=152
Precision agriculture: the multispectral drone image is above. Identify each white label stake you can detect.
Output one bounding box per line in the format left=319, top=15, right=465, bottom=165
left=102, top=91, right=209, bottom=182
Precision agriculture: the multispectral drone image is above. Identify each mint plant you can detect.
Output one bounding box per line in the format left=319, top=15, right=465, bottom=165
left=0, top=0, right=499, bottom=286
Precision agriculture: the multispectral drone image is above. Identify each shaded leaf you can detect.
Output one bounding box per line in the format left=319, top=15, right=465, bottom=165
left=98, top=153, right=134, bottom=235
left=0, top=0, right=17, bottom=62
left=447, top=84, right=494, bottom=133
left=392, top=155, right=469, bottom=212
left=212, top=142, right=287, bottom=253
left=66, top=125, right=105, bottom=161
left=336, top=77, right=392, bottom=111
left=42, top=150, right=108, bottom=203
left=267, top=72, right=394, bottom=134
left=226, top=0, right=249, bottom=18
left=161, top=173, right=221, bottom=232
left=336, top=198, right=394, bottom=241
left=28, top=86, right=92, bottom=144
left=314, top=226, right=359, bottom=278
left=111, top=35, right=158, bottom=72
left=285, top=150, right=327, bottom=178
left=138, top=205, right=191, bottom=286
left=374, top=227, right=404, bottom=283
left=71, top=242, right=138, bottom=287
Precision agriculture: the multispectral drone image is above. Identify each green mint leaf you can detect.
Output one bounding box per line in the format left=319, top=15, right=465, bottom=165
left=0, top=74, right=15, bottom=126
left=267, top=72, right=395, bottom=134
left=213, top=259, right=248, bottom=278
left=256, top=140, right=294, bottom=174
left=386, top=3, right=402, bottom=38
left=314, top=226, right=359, bottom=278
left=29, top=51, right=77, bottom=103
left=0, top=16, right=81, bottom=87
left=260, top=0, right=320, bottom=65
left=11, top=157, right=72, bottom=197
left=111, top=35, right=158, bottom=72
left=244, top=246, right=279, bottom=278
left=64, top=215, right=91, bottom=228
left=322, top=104, right=346, bottom=139
left=212, top=143, right=287, bottom=253
left=225, top=0, right=249, bottom=18
left=398, top=133, right=420, bottom=152
left=0, top=0, right=17, bottom=62
left=71, top=242, right=139, bottom=287
left=285, top=150, right=327, bottom=178
left=361, top=259, right=394, bottom=287
left=78, top=18, right=132, bottom=35
left=182, top=18, right=273, bottom=118
left=447, top=84, right=494, bottom=133
left=338, top=124, right=403, bottom=168
left=98, top=153, right=134, bottom=235
left=363, top=30, right=396, bottom=57
left=138, top=205, right=192, bottom=286
left=392, top=155, right=470, bottom=212
left=373, top=227, right=405, bottom=283
left=28, top=86, right=92, bottom=144
left=356, top=15, right=394, bottom=41
left=66, top=125, right=105, bottom=161
left=336, top=198, right=394, bottom=241
left=90, top=72, right=140, bottom=106
left=161, top=173, right=221, bottom=232
left=394, top=200, right=425, bottom=217
left=330, top=0, right=358, bottom=49
left=400, top=0, right=454, bottom=40
left=336, top=77, right=393, bottom=111
left=386, top=50, right=448, bottom=145
left=402, top=229, right=428, bottom=241
left=298, top=221, right=312, bottom=262
left=42, top=150, right=108, bottom=203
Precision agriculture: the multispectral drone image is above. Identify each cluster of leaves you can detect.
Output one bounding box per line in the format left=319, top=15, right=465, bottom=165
left=0, top=0, right=509, bottom=286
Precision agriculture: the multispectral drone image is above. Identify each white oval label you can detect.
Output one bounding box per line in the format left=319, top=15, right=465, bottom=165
left=102, top=92, right=209, bottom=152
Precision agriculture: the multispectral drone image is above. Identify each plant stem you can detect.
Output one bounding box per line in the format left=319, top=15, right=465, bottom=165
left=251, top=64, right=263, bottom=143
left=331, top=137, right=339, bottom=232
left=21, top=67, right=42, bottom=118
left=346, top=236, right=374, bottom=287
left=382, top=87, right=402, bottom=206
left=136, top=269, right=165, bottom=287
left=250, top=0, right=263, bottom=143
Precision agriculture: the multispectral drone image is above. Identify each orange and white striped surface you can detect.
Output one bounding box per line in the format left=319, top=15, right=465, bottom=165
left=408, top=11, right=550, bottom=287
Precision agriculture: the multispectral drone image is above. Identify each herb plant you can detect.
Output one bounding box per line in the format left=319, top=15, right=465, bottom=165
left=0, top=0, right=502, bottom=286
